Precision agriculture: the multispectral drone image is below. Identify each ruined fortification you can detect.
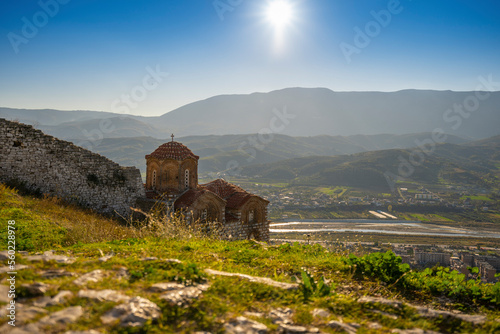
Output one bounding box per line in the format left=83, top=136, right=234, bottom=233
left=0, top=118, right=144, bottom=216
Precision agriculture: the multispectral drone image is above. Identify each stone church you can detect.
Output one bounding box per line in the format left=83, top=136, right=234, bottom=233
left=143, top=136, right=269, bottom=241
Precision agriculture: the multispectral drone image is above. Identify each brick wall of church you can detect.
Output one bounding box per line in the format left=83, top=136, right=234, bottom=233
left=0, top=118, right=145, bottom=217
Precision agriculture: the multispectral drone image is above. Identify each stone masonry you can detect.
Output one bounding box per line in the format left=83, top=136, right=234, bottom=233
left=0, top=118, right=144, bottom=216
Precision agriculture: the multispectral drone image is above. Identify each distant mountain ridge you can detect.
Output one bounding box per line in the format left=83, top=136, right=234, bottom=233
left=2, top=87, right=500, bottom=139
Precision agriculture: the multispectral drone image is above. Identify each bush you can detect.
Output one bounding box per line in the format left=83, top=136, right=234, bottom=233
left=344, top=251, right=410, bottom=285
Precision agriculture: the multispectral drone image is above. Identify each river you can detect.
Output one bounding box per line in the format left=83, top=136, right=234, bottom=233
left=269, top=219, right=500, bottom=238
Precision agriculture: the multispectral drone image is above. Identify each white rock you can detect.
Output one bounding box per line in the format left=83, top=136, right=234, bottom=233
left=224, top=316, right=268, bottom=334
left=243, top=311, right=265, bottom=318
left=73, top=270, right=105, bottom=286
left=21, top=282, right=53, bottom=296
left=312, top=308, right=330, bottom=318
left=269, top=307, right=294, bottom=324
left=41, top=269, right=76, bottom=279
left=78, top=289, right=130, bottom=302
left=205, top=269, right=298, bottom=290
left=37, top=306, right=83, bottom=326
left=0, top=264, right=29, bottom=273
left=17, top=306, right=49, bottom=324
left=278, top=323, right=309, bottom=333
left=327, top=320, right=358, bottom=334
left=159, top=284, right=210, bottom=307
left=148, top=282, right=185, bottom=293
left=98, top=254, right=113, bottom=262
left=100, top=296, right=161, bottom=327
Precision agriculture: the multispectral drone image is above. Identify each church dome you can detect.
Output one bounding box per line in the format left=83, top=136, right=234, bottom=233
left=145, top=141, right=199, bottom=161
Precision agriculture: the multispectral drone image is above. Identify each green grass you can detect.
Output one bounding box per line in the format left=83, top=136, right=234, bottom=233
left=0, top=184, right=140, bottom=251
left=316, top=186, right=348, bottom=197
left=461, top=195, right=493, bottom=202
left=1, top=183, right=500, bottom=333
left=430, top=214, right=455, bottom=222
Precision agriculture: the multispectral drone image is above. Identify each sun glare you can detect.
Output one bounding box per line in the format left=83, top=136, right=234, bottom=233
left=266, top=0, right=293, bottom=28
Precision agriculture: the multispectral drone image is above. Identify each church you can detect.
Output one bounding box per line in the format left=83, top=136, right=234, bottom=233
left=143, top=136, right=269, bottom=241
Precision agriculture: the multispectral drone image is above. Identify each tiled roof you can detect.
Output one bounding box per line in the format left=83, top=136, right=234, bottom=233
left=174, top=189, right=206, bottom=208
left=146, top=141, right=199, bottom=161
left=174, top=187, right=225, bottom=209
left=202, top=178, right=260, bottom=209
left=202, top=179, right=246, bottom=198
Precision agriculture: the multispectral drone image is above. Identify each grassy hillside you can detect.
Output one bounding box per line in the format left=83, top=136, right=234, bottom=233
left=0, top=183, right=140, bottom=251
left=1, top=184, right=500, bottom=333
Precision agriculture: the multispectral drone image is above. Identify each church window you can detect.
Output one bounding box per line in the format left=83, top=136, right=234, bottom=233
left=152, top=170, right=157, bottom=190
left=202, top=208, right=207, bottom=221
left=184, top=169, right=190, bottom=189
left=249, top=210, right=254, bottom=223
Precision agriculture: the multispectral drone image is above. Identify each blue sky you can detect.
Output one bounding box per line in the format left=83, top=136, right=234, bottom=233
left=1, top=0, right=499, bottom=116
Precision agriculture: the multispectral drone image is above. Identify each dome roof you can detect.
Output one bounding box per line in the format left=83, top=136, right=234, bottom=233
left=145, top=141, right=199, bottom=161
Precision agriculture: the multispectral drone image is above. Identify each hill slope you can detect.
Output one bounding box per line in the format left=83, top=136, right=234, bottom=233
left=239, top=137, right=500, bottom=192
left=0, top=184, right=498, bottom=333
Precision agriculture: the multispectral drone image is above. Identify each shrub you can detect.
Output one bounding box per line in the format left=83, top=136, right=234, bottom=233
left=344, top=251, right=410, bottom=285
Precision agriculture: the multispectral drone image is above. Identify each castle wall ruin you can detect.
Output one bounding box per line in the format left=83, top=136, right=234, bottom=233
left=0, top=118, right=144, bottom=217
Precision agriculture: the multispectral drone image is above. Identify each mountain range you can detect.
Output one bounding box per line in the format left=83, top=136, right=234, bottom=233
left=2, top=88, right=499, bottom=140
left=2, top=88, right=499, bottom=191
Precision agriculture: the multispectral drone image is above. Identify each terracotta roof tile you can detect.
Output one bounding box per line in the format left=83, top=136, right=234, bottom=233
left=146, top=141, right=199, bottom=161
left=174, top=187, right=225, bottom=209
left=202, top=179, right=258, bottom=209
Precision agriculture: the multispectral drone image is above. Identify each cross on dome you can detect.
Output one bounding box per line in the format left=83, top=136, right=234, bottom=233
left=171, top=134, right=175, bottom=142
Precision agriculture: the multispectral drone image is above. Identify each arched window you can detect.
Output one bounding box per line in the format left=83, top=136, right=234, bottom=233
left=202, top=208, right=207, bottom=221
left=152, top=170, right=157, bottom=190
left=249, top=210, right=255, bottom=223
left=184, top=169, right=190, bottom=189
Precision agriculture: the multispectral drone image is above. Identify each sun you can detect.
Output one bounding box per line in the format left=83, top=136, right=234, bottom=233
left=266, top=0, right=293, bottom=28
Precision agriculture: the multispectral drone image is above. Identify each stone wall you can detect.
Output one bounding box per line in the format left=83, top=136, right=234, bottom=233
left=223, top=218, right=270, bottom=242
left=0, top=118, right=145, bottom=217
